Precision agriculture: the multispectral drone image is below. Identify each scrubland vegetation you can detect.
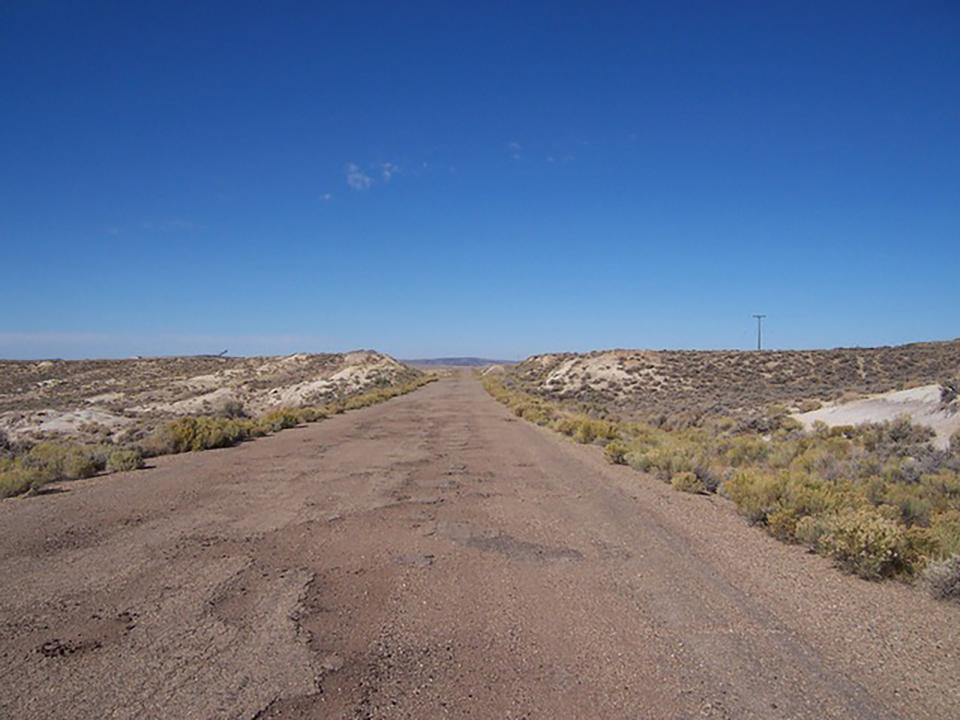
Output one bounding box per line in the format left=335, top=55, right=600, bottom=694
left=515, top=341, right=960, bottom=427
left=0, top=376, right=434, bottom=500
left=483, top=374, right=960, bottom=600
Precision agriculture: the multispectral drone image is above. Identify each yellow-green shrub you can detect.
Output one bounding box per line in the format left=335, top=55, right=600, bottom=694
left=106, top=448, right=144, bottom=472
left=626, top=442, right=700, bottom=479
left=0, top=462, right=45, bottom=498
left=0, top=442, right=105, bottom=498
left=604, top=440, right=628, bottom=464
left=257, top=408, right=304, bottom=433
left=795, top=515, right=828, bottom=548
left=767, top=507, right=801, bottom=540
left=724, top=436, right=771, bottom=466
left=722, top=469, right=785, bottom=524
left=24, top=442, right=101, bottom=480
left=150, top=417, right=253, bottom=454
left=818, top=509, right=910, bottom=579
left=671, top=471, right=705, bottom=494
left=930, top=511, right=960, bottom=558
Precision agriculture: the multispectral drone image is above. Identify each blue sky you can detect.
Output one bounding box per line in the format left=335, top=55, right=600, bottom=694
left=2, top=1, right=958, bottom=359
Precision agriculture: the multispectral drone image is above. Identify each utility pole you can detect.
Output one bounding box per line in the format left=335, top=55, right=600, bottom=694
left=753, top=314, right=766, bottom=351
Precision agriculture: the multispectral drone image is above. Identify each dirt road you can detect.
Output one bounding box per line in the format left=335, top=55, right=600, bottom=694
left=1, top=371, right=957, bottom=719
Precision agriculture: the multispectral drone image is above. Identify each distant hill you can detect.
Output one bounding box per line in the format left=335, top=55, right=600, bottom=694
left=506, top=340, right=960, bottom=426
left=0, top=351, right=423, bottom=445
left=404, top=357, right=516, bottom=367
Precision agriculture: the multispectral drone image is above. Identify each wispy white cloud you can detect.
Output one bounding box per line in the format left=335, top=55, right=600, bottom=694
left=381, top=162, right=399, bottom=182
left=507, top=141, right=522, bottom=160
left=344, top=161, right=402, bottom=190
left=345, top=163, right=373, bottom=190
left=167, top=219, right=198, bottom=231
left=320, top=192, right=333, bottom=202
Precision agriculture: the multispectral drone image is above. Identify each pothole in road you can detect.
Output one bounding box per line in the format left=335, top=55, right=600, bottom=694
left=438, top=521, right=583, bottom=563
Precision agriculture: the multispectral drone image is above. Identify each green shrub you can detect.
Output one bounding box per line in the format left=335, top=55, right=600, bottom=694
left=106, top=448, right=144, bottom=472
left=671, top=471, right=705, bottom=494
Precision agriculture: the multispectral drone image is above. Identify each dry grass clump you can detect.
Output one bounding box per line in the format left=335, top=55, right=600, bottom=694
left=482, top=374, right=960, bottom=588
left=212, top=398, right=247, bottom=418
left=796, top=398, right=823, bottom=413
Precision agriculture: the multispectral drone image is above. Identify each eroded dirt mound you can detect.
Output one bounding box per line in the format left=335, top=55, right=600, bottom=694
left=793, top=383, right=960, bottom=448
left=511, top=340, right=960, bottom=424
left=0, top=351, right=421, bottom=444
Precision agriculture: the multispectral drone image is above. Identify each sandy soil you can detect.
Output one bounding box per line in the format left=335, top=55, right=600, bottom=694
left=1, top=371, right=957, bottom=719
